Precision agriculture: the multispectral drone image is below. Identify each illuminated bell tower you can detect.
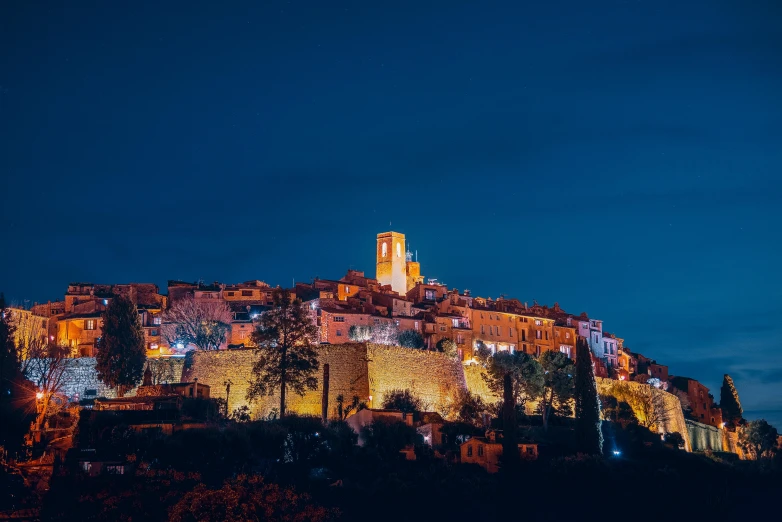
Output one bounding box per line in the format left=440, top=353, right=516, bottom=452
left=376, top=231, right=407, bottom=294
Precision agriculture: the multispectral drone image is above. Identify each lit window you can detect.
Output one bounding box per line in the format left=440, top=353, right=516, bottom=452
left=396, top=242, right=401, bottom=258
left=536, top=330, right=542, bottom=339
left=153, top=317, right=161, bottom=325
left=382, top=243, right=387, bottom=257
left=414, top=321, right=419, bottom=329
left=85, top=319, right=95, bottom=330
left=535, top=320, right=542, bottom=326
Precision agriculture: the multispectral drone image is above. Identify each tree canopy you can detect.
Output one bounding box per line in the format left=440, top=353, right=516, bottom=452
left=482, top=351, right=544, bottom=408
left=398, top=329, right=424, bottom=349
left=739, top=419, right=779, bottom=460
left=381, top=388, right=424, bottom=413
left=95, top=295, right=146, bottom=396
left=247, top=289, right=319, bottom=418
left=538, top=350, right=575, bottom=431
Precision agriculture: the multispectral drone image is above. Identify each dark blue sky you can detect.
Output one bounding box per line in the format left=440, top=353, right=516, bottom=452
left=2, top=1, right=781, bottom=426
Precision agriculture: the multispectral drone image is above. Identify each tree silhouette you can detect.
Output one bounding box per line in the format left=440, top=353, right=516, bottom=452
left=720, top=374, right=743, bottom=428
left=247, top=289, right=318, bottom=418
left=574, top=338, right=603, bottom=455
left=95, top=295, right=145, bottom=397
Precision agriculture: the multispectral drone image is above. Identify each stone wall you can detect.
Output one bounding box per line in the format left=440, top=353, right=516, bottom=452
left=185, top=344, right=370, bottom=419
left=597, top=378, right=691, bottom=451
left=366, top=344, right=467, bottom=412
left=184, top=344, right=469, bottom=419
left=686, top=419, right=723, bottom=452
left=25, top=356, right=185, bottom=400
left=463, top=362, right=500, bottom=404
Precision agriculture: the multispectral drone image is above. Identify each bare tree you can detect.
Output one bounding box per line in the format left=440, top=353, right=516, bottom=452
left=21, top=343, right=74, bottom=430
left=148, top=358, right=176, bottom=384
left=162, top=296, right=232, bottom=351
left=9, top=308, right=50, bottom=361
left=370, top=322, right=399, bottom=345
left=621, top=384, right=678, bottom=432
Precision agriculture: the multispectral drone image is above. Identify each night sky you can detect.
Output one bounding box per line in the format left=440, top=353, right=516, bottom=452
left=1, top=1, right=781, bottom=427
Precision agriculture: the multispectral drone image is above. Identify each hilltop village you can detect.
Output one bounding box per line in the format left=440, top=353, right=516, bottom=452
left=13, top=231, right=724, bottom=430
left=4, top=230, right=779, bottom=521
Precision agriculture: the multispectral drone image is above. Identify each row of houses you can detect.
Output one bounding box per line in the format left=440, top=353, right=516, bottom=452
left=9, top=230, right=724, bottom=428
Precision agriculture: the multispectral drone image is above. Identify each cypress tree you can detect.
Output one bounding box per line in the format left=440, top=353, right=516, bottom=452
left=501, top=372, right=520, bottom=472
left=574, top=337, right=603, bottom=455
left=95, top=295, right=146, bottom=397
left=720, top=374, right=743, bottom=428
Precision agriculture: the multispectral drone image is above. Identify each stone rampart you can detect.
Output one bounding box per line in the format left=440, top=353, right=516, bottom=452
left=24, top=356, right=185, bottom=400
left=686, top=419, right=723, bottom=452
left=366, top=344, right=467, bottom=412
left=186, top=344, right=370, bottom=419
left=597, top=378, right=691, bottom=451
left=462, top=362, right=500, bottom=405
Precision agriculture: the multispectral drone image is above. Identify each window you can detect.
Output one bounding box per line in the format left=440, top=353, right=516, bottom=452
left=345, top=286, right=350, bottom=294
left=85, top=319, right=95, bottom=330
left=382, top=243, right=387, bottom=257
left=522, top=331, right=526, bottom=341
left=415, top=321, right=419, bottom=329
left=425, top=289, right=436, bottom=301
left=226, top=291, right=235, bottom=297
left=396, top=242, right=401, bottom=258
left=440, top=326, right=447, bottom=332
left=478, top=445, right=484, bottom=457
left=535, top=320, right=542, bottom=326
left=481, top=325, right=485, bottom=334
left=467, top=446, right=473, bottom=457
left=153, top=316, right=161, bottom=325
left=373, top=318, right=381, bottom=325
left=527, top=447, right=534, bottom=455
left=509, top=327, right=514, bottom=336
left=545, top=331, right=549, bottom=340
left=522, top=344, right=527, bottom=353
left=560, top=346, right=571, bottom=357
left=456, top=334, right=464, bottom=344
left=240, top=331, right=246, bottom=339
left=536, top=330, right=542, bottom=339
left=536, top=345, right=541, bottom=357
left=336, top=330, right=342, bottom=336
left=510, top=344, right=516, bottom=353
left=150, top=329, right=158, bottom=336
left=334, top=316, right=345, bottom=322
left=565, top=332, right=570, bottom=339
left=241, top=290, right=253, bottom=297
left=603, top=341, right=608, bottom=353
